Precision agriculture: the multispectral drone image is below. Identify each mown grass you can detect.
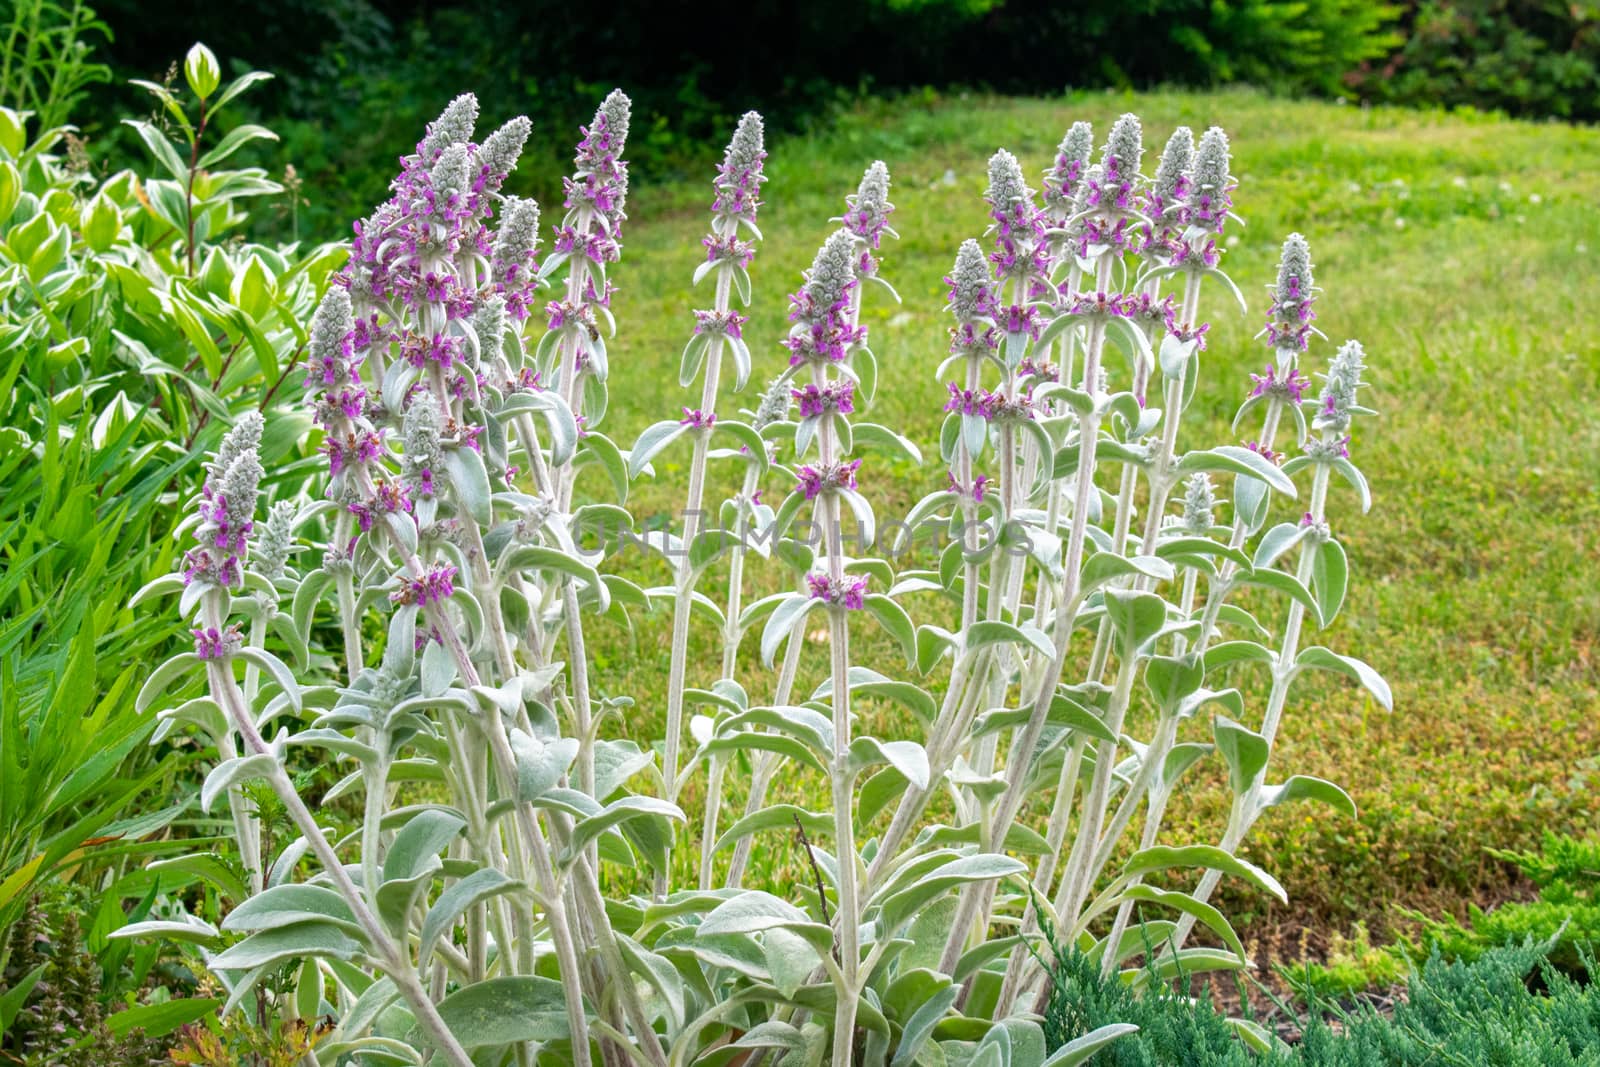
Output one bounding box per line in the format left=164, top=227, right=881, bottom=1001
left=545, top=86, right=1599, bottom=954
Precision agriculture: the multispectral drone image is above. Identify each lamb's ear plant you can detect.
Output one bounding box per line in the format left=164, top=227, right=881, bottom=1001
left=133, top=97, right=1391, bottom=1067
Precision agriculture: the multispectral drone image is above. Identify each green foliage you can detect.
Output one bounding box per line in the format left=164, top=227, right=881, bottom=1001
left=1279, top=922, right=1409, bottom=1002
left=1355, top=0, right=1600, bottom=120
left=1, top=894, right=178, bottom=1062
left=0, top=0, right=110, bottom=132
left=0, top=43, right=337, bottom=985
left=1043, top=939, right=1600, bottom=1064
left=1398, top=832, right=1600, bottom=974
left=74, top=0, right=1404, bottom=239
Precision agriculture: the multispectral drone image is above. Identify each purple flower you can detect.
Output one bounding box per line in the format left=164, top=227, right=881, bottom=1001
left=784, top=231, right=863, bottom=366
left=946, top=470, right=990, bottom=503
left=392, top=564, right=458, bottom=608
left=349, top=479, right=413, bottom=533
left=192, top=625, right=242, bottom=661
left=797, top=459, right=861, bottom=500
left=1248, top=364, right=1312, bottom=404
left=1063, top=290, right=1134, bottom=319
left=1000, top=303, right=1043, bottom=339
left=1245, top=441, right=1282, bottom=464
left=693, top=309, right=747, bottom=339
left=703, top=233, right=756, bottom=269
left=681, top=408, right=717, bottom=429
left=792, top=380, right=856, bottom=418
left=806, top=572, right=868, bottom=610
left=842, top=160, right=896, bottom=267
left=945, top=383, right=996, bottom=418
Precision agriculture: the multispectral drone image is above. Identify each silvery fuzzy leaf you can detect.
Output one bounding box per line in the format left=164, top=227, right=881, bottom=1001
left=563, top=796, right=685, bottom=863
left=222, top=883, right=363, bottom=936
left=130, top=572, right=186, bottom=609
left=846, top=737, right=929, bottom=790
left=201, top=752, right=279, bottom=814
left=591, top=739, right=651, bottom=800
left=1238, top=567, right=1322, bottom=624
left=628, top=418, right=691, bottom=478
left=874, top=854, right=1027, bottom=936
left=424, top=977, right=570, bottom=1051
left=728, top=335, right=753, bottom=393
left=1293, top=646, right=1392, bottom=710
left=1253, top=520, right=1308, bottom=570
left=711, top=804, right=830, bottom=855
left=1312, top=537, right=1349, bottom=627
left=1212, top=715, right=1269, bottom=795
left=1233, top=472, right=1271, bottom=534
left=208, top=921, right=363, bottom=972
left=1042, top=1025, right=1141, bottom=1067
left=1257, top=774, right=1356, bottom=818
left=678, top=331, right=711, bottom=387
left=109, top=913, right=219, bottom=945
left=698, top=891, right=832, bottom=956
left=733, top=1020, right=807, bottom=1054
left=420, top=638, right=455, bottom=697
left=442, top=447, right=492, bottom=526
left=418, top=868, right=520, bottom=971
left=762, top=926, right=822, bottom=1000
left=1103, top=589, right=1168, bottom=651
left=137, top=652, right=203, bottom=714
left=760, top=593, right=815, bottom=668
left=1178, top=445, right=1296, bottom=497
left=508, top=727, right=579, bottom=802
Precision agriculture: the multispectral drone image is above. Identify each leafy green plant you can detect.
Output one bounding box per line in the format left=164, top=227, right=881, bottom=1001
left=1355, top=0, right=1600, bottom=121
left=1399, top=832, right=1600, bottom=974
left=0, top=41, right=340, bottom=1021
left=0, top=0, right=110, bottom=132
left=124, top=75, right=1396, bottom=1063
left=1278, top=922, right=1408, bottom=1003
left=1040, top=937, right=1600, bottom=1065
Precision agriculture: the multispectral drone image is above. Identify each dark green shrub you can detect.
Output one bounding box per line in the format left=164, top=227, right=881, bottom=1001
left=1354, top=0, right=1600, bottom=120
left=1043, top=942, right=1600, bottom=1064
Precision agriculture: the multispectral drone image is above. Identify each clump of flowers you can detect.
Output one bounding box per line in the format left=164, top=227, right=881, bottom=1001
left=134, top=99, right=1392, bottom=1067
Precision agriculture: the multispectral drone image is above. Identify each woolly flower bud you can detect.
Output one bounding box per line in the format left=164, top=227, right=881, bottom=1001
left=492, top=197, right=541, bottom=286
left=597, top=89, right=632, bottom=153
left=1314, top=339, right=1368, bottom=434
left=404, top=391, right=443, bottom=464
left=844, top=160, right=895, bottom=249
left=726, top=111, right=765, bottom=176
left=209, top=411, right=263, bottom=484
left=712, top=111, right=767, bottom=230
left=430, top=144, right=472, bottom=206
left=1101, top=113, right=1144, bottom=183
left=310, top=288, right=353, bottom=366
left=420, top=94, right=479, bottom=161
left=1152, top=127, right=1193, bottom=217
left=1182, top=473, right=1215, bottom=534
left=255, top=500, right=298, bottom=580
left=752, top=376, right=792, bottom=430
left=1264, top=233, right=1317, bottom=354
left=471, top=295, right=506, bottom=366
left=945, top=238, right=995, bottom=322
left=986, top=149, right=1029, bottom=218
left=1044, top=121, right=1094, bottom=212
left=806, top=229, right=858, bottom=312
left=478, top=115, right=532, bottom=187
left=185, top=427, right=263, bottom=589
left=1187, top=126, right=1233, bottom=233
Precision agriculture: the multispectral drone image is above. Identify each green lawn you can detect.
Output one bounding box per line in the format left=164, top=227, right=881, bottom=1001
left=555, top=87, right=1600, bottom=960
